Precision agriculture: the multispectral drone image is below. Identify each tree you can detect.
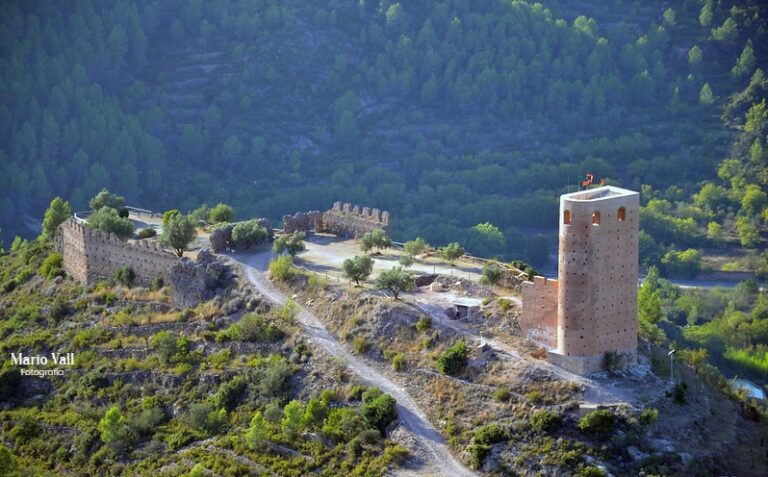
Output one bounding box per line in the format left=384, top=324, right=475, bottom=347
left=89, top=188, right=125, bottom=211
left=152, top=331, right=178, bottom=363
left=232, top=220, right=267, bottom=248
left=41, top=196, right=71, bottom=238
left=479, top=262, right=503, bottom=286
left=272, top=231, right=306, bottom=256
left=0, top=445, right=19, bottom=477
left=741, top=185, right=767, bottom=216
left=403, top=237, right=430, bottom=256
left=441, top=242, right=465, bottom=265
left=699, top=2, right=713, bottom=27
left=688, top=45, right=703, bottom=65
left=732, top=42, right=756, bottom=79
left=245, top=411, right=269, bottom=449
left=712, top=17, right=738, bottom=43
left=281, top=400, right=304, bottom=440
left=160, top=214, right=196, bottom=257
left=162, top=209, right=181, bottom=226
left=98, top=406, right=126, bottom=444
left=699, top=83, right=714, bottom=105
left=375, top=267, right=414, bottom=300
left=737, top=216, right=760, bottom=248
left=468, top=222, right=506, bottom=257
left=86, top=207, right=134, bottom=239
left=399, top=253, right=415, bottom=268
left=639, top=267, right=662, bottom=324
left=360, top=229, right=391, bottom=253
left=662, top=8, right=675, bottom=27
left=209, top=203, right=234, bottom=223
left=342, top=255, right=374, bottom=286
left=303, top=397, right=328, bottom=428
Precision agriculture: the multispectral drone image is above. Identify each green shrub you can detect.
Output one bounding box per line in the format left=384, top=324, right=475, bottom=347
left=391, top=353, right=405, bottom=371
left=473, top=424, right=507, bottom=445
left=530, top=409, right=562, bottom=432
left=322, top=407, right=366, bottom=443
left=493, top=387, right=511, bottom=402
left=638, top=407, right=659, bottom=425
left=236, top=313, right=284, bottom=342
left=213, top=377, right=247, bottom=411
left=269, top=255, right=296, bottom=281
left=415, top=316, right=432, bottom=332
left=435, top=340, right=469, bottom=375
left=577, top=409, right=616, bottom=436
left=525, top=390, right=544, bottom=403
left=362, top=393, right=397, bottom=432
left=232, top=219, right=267, bottom=247
left=497, top=297, right=513, bottom=311
left=138, top=228, right=156, bottom=238
left=39, top=252, right=63, bottom=279
left=209, top=203, right=233, bottom=223
left=187, top=403, right=227, bottom=436
left=114, top=266, right=135, bottom=286
left=468, top=443, right=490, bottom=469
left=150, top=277, right=164, bottom=291
left=353, top=335, right=370, bottom=354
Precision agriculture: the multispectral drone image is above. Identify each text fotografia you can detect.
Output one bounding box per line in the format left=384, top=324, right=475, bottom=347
left=10, top=352, right=75, bottom=376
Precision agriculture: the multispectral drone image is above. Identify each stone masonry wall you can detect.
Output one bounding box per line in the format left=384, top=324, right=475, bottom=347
left=56, top=219, right=177, bottom=287
left=520, top=276, right=558, bottom=350
left=320, top=202, right=389, bottom=238
left=282, top=211, right=322, bottom=234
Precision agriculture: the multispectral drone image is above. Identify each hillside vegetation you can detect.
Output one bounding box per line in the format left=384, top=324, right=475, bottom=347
left=1, top=0, right=767, bottom=271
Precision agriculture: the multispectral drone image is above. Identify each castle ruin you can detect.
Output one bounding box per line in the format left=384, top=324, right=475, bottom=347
left=56, top=219, right=177, bottom=287
left=281, top=202, right=390, bottom=238
left=520, top=186, right=639, bottom=374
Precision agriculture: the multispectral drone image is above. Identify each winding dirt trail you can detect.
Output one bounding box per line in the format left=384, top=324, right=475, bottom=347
left=235, top=254, right=478, bottom=477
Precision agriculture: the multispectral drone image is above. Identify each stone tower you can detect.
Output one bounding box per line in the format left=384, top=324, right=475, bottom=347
left=553, top=186, right=639, bottom=372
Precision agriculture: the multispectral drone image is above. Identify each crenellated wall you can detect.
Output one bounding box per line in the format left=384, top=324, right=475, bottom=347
left=320, top=202, right=389, bottom=238
left=520, top=276, right=558, bottom=350
left=55, top=219, right=177, bottom=287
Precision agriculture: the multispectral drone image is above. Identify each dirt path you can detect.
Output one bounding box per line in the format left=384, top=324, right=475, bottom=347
left=234, top=254, right=478, bottom=477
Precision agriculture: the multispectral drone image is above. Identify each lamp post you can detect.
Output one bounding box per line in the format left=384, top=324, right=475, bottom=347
left=668, top=349, right=676, bottom=383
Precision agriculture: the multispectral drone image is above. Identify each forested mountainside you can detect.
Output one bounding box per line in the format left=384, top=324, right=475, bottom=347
left=1, top=0, right=767, bottom=271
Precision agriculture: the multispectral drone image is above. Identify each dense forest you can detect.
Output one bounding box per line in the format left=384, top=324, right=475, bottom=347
left=1, top=0, right=767, bottom=271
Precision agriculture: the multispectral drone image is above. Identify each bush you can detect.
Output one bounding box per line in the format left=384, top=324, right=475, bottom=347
left=391, top=353, right=405, bottom=371
left=473, top=424, right=507, bottom=445
left=114, top=266, right=135, bottom=286
left=322, top=407, right=366, bottom=443
left=493, top=387, right=511, bottom=402
left=638, top=407, right=659, bottom=426
left=362, top=393, right=397, bottom=432
left=232, top=219, right=267, bottom=248
left=577, top=409, right=616, bottom=436
left=209, top=203, right=233, bottom=223
left=469, top=443, right=490, bottom=470
left=150, top=277, right=164, bottom=291
left=39, top=252, right=64, bottom=279
left=435, top=340, right=469, bottom=375
left=352, top=335, right=370, bottom=354
left=151, top=331, right=178, bottom=363
left=232, top=313, right=284, bottom=342
left=86, top=207, right=134, bottom=239
left=269, top=255, right=296, bottom=281
left=530, top=409, right=562, bottom=432
left=162, top=209, right=181, bottom=226
left=213, top=377, right=247, bottom=411
left=187, top=403, right=227, bottom=436
left=415, top=316, right=432, bottom=332
left=138, top=228, right=156, bottom=238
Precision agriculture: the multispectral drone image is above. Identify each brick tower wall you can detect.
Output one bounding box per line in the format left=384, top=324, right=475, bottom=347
left=556, top=189, right=639, bottom=359
left=520, top=276, right=558, bottom=350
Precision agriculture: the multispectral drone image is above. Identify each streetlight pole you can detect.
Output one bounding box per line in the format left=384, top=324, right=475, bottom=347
left=668, top=349, right=676, bottom=383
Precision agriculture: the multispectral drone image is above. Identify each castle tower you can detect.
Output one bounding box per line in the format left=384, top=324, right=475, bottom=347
left=552, top=186, right=639, bottom=372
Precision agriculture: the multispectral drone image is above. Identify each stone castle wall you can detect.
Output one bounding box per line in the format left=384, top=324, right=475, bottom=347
left=56, top=219, right=177, bottom=287
left=321, top=202, right=389, bottom=238
left=282, top=211, right=322, bottom=234
left=520, top=276, right=558, bottom=350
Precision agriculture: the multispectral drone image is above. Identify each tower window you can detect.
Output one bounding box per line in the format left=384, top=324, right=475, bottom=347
left=618, top=207, right=626, bottom=221
left=563, top=210, right=571, bottom=224
left=592, top=211, right=601, bottom=225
